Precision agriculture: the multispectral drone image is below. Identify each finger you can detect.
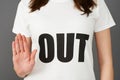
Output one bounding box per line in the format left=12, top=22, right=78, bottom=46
left=31, top=49, right=37, bottom=62
left=22, top=35, right=29, bottom=52
left=12, top=41, right=17, bottom=56
left=18, top=34, right=24, bottom=52
left=15, top=35, right=20, bottom=53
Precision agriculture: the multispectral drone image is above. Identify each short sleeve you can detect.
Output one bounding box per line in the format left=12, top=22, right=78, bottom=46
left=94, top=0, right=116, bottom=32
left=12, top=0, right=31, bottom=37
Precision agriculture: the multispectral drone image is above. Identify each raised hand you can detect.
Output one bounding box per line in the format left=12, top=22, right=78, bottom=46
left=12, top=34, right=37, bottom=78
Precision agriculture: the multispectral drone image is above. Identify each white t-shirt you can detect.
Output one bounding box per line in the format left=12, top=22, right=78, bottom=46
left=12, top=0, right=116, bottom=80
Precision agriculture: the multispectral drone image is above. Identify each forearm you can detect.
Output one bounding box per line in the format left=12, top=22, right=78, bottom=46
left=95, top=29, right=114, bottom=80
left=100, top=62, right=114, bottom=80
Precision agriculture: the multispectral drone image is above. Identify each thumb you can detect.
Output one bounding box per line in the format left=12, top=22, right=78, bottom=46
left=31, top=49, right=37, bottom=61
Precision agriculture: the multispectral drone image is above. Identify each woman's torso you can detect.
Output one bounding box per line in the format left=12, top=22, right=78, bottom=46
left=24, top=0, right=98, bottom=80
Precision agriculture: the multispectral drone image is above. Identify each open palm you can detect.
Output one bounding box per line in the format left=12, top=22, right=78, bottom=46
left=12, top=34, right=37, bottom=77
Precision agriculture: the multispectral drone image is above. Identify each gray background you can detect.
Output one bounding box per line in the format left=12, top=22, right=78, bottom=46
left=0, top=0, right=119, bottom=80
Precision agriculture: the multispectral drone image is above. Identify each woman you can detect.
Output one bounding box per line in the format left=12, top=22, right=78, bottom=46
left=12, top=0, right=116, bottom=80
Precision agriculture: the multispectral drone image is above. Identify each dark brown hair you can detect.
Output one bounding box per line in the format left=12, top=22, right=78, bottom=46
left=28, top=0, right=97, bottom=16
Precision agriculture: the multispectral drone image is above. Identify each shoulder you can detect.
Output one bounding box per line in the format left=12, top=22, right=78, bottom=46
left=20, top=0, right=31, bottom=4
left=92, top=0, right=106, bottom=10
left=19, top=0, right=31, bottom=7
left=93, top=0, right=106, bottom=5
left=18, top=0, right=31, bottom=12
